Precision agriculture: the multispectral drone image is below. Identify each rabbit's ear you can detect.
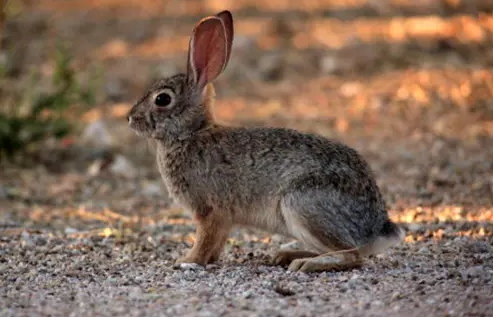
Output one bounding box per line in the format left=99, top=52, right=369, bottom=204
left=216, top=10, right=234, bottom=70
left=187, top=17, right=228, bottom=89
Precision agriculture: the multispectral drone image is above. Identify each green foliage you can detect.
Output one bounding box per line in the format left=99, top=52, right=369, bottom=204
left=0, top=44, right=100, bottom=159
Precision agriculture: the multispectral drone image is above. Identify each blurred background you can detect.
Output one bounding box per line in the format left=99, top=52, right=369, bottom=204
left=0, top=0, right=492, bottom=236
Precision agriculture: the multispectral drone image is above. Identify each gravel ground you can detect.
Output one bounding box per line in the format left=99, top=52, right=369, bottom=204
left=1, top=1, right=493, bottom=316
left=1, top=221, right=492, bottom=317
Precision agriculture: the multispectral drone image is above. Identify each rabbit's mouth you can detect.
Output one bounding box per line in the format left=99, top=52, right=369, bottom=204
left=128, top=116, right=151, bottom=138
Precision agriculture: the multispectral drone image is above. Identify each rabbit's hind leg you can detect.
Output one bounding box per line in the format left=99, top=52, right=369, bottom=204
left=272, top=250, right=320, bottom=266
left=287, top=248, right=363, bottom=272
left=278, top=184, right=363, bottom=272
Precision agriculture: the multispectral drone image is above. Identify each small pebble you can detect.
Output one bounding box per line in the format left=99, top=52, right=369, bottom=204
left=173, top=263, right=204, bottom=271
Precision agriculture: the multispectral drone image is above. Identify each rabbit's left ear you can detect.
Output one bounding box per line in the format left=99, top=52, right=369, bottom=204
left=187, top=15, right=230, bottom=89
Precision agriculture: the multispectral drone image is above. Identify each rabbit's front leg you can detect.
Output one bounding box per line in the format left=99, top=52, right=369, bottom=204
left=207, top=228, right=232, bottom=263
left=175, top=207, right=232, bottom=266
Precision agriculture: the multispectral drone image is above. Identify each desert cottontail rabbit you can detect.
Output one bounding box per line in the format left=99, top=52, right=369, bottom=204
left=127, top=10, right=404, bottom=272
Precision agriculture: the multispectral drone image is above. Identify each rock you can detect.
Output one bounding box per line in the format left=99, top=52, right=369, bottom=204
left=390, top=258, right=400, bottom=268
left=462, top=266, right=484, bottom=279
left=21, top=230, right=34, bottom=247
left=81, top=120, right=114, bottom=148
left=173, top=263, right=204, bottom=271
left=141, top=181, right=163, bottom=197
left=258, top=53, right=284, bottom=82
left=338, top=275, right=349, bottom=282
left=391, top=291, right=402, bottom=301
left=447, top=269, right=461, bottom=279
left=194, top=311, right=216, bottom=317
left=0, top=185, right=8, bottom=199
left=33, top=236, right=47, bottom=246
left=64, top=227, right=78, bottom=235
left=242, top=290, right=253, bottom=299
left=233, top=34, right=255, bottom=51
left=109, top=155, right=137, bottom=179
left=320, top=54, right=341, bottom=74
left=105, top=79, right=125, bottom=102
left=87, top=160, right=104, bottom=177
left=467, top=241, right=489, bottom=254
left=261, top=279, right=276, bottom=288
left=407, top=223, right=423, bottom=233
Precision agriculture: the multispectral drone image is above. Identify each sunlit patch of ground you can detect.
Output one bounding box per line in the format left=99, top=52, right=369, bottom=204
left=394, top=206, right=493, bottom=224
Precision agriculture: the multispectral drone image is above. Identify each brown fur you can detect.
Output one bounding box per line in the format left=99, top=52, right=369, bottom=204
left=176, top=210, right=232, bottom=265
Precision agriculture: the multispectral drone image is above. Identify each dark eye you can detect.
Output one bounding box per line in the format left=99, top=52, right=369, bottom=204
left=155, top=93, right=172, bottom=107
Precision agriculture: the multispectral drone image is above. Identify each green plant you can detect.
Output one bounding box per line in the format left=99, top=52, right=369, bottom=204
left=0, top=43, right=100, bottom=159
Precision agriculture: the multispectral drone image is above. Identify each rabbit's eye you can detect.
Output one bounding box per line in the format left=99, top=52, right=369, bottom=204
left=155, top=93, right=172, bottom=107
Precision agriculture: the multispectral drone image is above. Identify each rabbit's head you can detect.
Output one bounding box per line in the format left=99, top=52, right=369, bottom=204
left=127, top=11, right=234, bottom=140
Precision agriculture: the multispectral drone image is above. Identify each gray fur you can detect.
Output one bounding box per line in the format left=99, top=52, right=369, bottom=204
left=127, top=12, right=403, bottom=259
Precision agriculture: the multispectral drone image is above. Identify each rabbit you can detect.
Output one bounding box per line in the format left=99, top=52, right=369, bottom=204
left=127, top=10, right=404, bottom=272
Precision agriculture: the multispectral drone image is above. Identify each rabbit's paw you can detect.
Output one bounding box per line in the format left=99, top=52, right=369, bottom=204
left=287, top=253, right=363, bottom=273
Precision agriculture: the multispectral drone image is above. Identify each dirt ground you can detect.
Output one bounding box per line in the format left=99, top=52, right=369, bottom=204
left=1, top=1, right=493, bottom=316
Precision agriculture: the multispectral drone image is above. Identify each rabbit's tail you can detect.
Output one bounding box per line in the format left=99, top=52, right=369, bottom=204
left=359, top=220, right=405, bottom=257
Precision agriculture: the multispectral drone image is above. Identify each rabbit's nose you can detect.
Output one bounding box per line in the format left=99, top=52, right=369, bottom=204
left=127, top=115, right=132, bottom=125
